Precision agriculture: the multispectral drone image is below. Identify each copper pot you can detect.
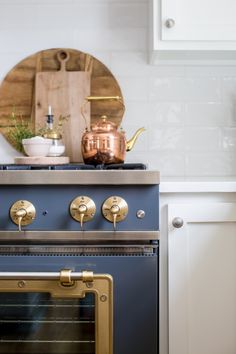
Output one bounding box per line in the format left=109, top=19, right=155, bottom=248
left=81, top=115, right=145, bottom=165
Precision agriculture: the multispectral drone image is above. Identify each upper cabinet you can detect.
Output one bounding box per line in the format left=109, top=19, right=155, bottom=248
left=150, top=0, right=236, bottom=64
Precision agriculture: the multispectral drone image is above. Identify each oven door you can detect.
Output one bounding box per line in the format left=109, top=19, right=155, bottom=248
left=0, top=249, right=158, bottom=354
left=0, top=269, right=112, bottom=354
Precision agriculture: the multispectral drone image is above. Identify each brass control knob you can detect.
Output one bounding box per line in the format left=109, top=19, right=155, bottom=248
left=102, top=196, right=128, bottom=230
left=10, top=200, right=36, bottom=232
left=70, top=196, right=96, bottom=230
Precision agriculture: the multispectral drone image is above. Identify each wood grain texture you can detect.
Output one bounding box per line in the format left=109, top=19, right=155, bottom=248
left=14, top=156, right=70, bottom=165
left=0, top=48, right=123, bottom=153
left=35, top=50, right=91, bottom=162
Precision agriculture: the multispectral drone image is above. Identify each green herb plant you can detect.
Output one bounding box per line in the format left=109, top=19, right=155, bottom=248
left=7, top=108, right=35, bottom=153
left=7, top=108, right=70, bottom=154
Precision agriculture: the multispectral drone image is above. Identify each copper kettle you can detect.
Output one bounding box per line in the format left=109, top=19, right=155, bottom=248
left=81, top=115, right=145, bottom=165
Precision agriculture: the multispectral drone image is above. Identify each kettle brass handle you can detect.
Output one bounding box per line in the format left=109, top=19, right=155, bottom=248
left=81, top=96, right=125, bottom=130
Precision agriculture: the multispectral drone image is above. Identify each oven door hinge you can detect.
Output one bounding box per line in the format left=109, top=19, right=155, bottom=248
left=60, top=269, right=94, bottom=286
left=59, top=269, right=74, bottom=286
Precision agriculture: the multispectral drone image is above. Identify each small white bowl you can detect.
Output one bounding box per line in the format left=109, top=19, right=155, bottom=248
left=48, top=144, right=65, bottom=157
left=22, top=136, right=52, bottom=157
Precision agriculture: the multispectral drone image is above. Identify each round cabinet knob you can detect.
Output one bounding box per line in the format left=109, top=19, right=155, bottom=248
left=172, top=217, right=184, bottom=228
left=70, top=196, right=96, bottom=230
left=102, top=196, right=128, bottom=230
left=165, top=18, right=175, bottom=28
left=10, top=200, right=36, bottom=232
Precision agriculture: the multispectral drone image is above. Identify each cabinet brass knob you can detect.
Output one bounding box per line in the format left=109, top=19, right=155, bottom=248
left=165, top=18, right=175, bottom=28
left=172, top=217, right=184, bottom=228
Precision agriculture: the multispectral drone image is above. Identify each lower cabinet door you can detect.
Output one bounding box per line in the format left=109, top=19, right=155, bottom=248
left=168, top=203, right=236, bottom=354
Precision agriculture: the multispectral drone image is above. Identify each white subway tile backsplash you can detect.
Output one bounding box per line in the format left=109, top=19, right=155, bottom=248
left=128, top=151, right=186, bottom=176
left=0, top=0, right=236, bottom=177
left=149, top=77, right=221, bottom=102
left=184, top=128, right=221, bottom=151
left=117, top=76, right=148, bottom=101
left=148, top=103, right=185, bottom=126
left=222, top=128, right=236, bottom=150
left=124, top=102, right=184, bottom=127
left=186, top=152, right=236, bottom=176
left=0, top=29, right=75, bottom=53
left=185, top=66, right=236, bottom=77
left=185, top=103, right=231, bottom=127
left=148, top=128, right=185, bottom=151
left=74, top=28, right=146, bottom=51
left=110, top=51, right=148, bottom=76
left=108, top=3, right=147, bottom=28
left=221, top=77, right=236, bottom=103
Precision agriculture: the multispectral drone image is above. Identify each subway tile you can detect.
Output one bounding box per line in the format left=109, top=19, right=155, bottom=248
left=0, top=29, right=75, bottom=53
left=148, top=127, right=185, bottom=151
left=74, top=28, right=146, bottom=51
left=148, top=151, right=186, bottom=176
left=149, top=77, right=221, bottom=102
left=117, top=76, right=148, bottom=101
left=108, top=3, right=147, bottom=28
left=184, top=128, right=221, bottom=151
left=228, top=102, right=236, bottom=126
left=124, top=102, right=153, bottom=126
left=185, top=66, right=236, bottom=77
left=125, top=150, right=187, bottom=176
left=222, top=128, right=236, bottom=151
left=148, top=65, right=186, bottom=77
left=0, top=4, right=39, bottom=29
left=110, top=51, right=149, bottom=76
left=124, top=102, right=184, bottom=128
left=221, top=77, right=236, bottom=102
left=148, top=103, right=185, bottom=126
left=184, top=103, right=230, bottom=127
left=186, top=152, right=236, bottom=176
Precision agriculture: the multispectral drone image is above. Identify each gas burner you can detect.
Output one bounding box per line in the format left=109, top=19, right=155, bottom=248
left=99, top=163, right=146, bottom=170
left=0, top=163, right=146, bottom=170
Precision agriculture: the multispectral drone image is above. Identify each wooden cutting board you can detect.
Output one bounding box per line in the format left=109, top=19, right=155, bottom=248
left=35, top=50, right=90, bottom=162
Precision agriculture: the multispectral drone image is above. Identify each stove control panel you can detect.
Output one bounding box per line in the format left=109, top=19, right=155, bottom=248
left=0, top=185, right=159, bottom=232
left=102, top=196, right=128, bottom=230
left=10, top=200, right=36, bottom=232
left=70, top=196, right=96, bottom=229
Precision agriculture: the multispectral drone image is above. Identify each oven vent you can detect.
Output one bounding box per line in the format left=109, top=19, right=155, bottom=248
left=0, top=246, right=157, bottom=256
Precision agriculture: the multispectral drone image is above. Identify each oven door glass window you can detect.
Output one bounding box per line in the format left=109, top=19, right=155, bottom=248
left=0, top=272, right=113, bottom=354
left=0, top=293, right=95, bottom=354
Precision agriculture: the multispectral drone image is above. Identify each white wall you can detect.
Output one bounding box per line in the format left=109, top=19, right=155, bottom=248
left=0, top=0, right=236, bottom=176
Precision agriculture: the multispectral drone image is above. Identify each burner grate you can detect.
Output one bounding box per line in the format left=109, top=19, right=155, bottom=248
left=0, top=163, right=146, bottom=170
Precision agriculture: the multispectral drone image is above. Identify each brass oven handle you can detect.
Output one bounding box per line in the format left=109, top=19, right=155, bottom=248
left=0, top=271, right=83, bottom=280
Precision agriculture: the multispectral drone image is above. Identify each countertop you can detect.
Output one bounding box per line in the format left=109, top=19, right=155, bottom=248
left=159, top=177, right=236, bottom=193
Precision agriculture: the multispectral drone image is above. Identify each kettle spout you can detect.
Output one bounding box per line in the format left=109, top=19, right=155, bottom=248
left=126, top=127, right=145, bottom=152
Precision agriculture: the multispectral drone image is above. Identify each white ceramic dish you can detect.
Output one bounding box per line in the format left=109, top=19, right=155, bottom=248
left=48, top=144, right=65, bottom=157
left=22, top=136, right=52, bottom=157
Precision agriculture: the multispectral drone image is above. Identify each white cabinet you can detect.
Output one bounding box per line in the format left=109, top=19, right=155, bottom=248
left=168, top=202, right=236, bottom=354
left=150, top=0, right=236, bottom=63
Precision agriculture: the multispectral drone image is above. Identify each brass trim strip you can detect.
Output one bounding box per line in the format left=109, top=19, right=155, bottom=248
left=0, top=170, right=160, bottom=185
left=0, top=270, right=113, bottom=354
left=0, top=230, right=160, bottom=241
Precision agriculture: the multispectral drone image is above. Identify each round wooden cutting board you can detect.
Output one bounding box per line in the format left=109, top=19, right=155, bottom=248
left=0, top=48, right=124, bottom=152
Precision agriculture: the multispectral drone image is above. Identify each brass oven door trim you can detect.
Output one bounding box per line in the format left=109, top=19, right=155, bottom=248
left=0, top=270, right=113, bottom=354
